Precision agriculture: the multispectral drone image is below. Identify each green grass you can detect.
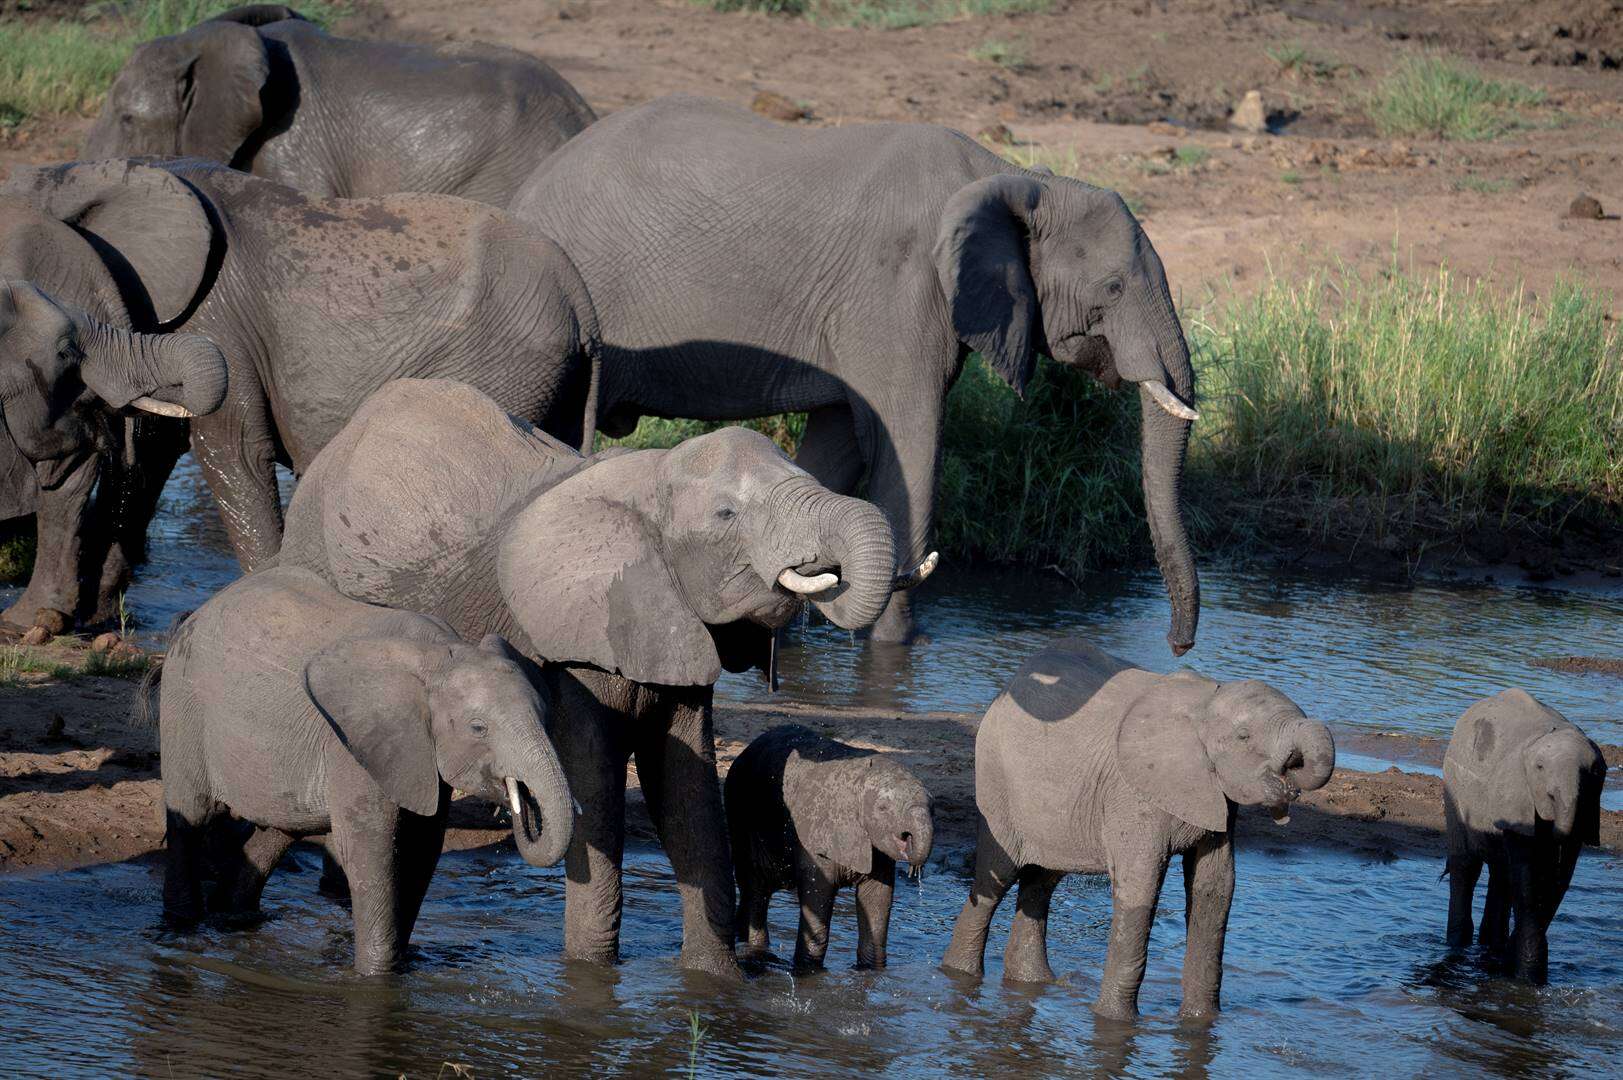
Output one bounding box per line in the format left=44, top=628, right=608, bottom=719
left=0, top=0, right=344, bottom=123
left=1265, top=42, right=1343, bottom=80
left=1281, top=170, right=1303, bottom=184
left=1455, top=175, right=1514, bottom=195
left=0, top=525, right=36, bottom=584
left=969, top=37, right=1031, bottom=70
left=1366, top=56, right=1545, bottom=141
left=702, top=0, right=1050, bottom=30
left=0, top=645, right=76, bottom=687
left=0, top=642, right=153, bottom=686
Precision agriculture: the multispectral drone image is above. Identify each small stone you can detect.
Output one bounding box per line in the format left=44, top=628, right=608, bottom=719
left=1566, top=193, right=1605, bottom=219
left=32, top=608, right=69, bottom=636
left=20, top=626, right=51, bottom=646
left=90, top=632, right=121, bottom=653
left=976, top=122, right=1015, bottom=146
left=1229, top=90, right=1269, bottom=134
left=751, top=91, right=809, bottom=124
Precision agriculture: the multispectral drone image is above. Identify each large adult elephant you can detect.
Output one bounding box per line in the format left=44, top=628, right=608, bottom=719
left=273, top=378, right=932, bottom=977
left=509, top=94, right=1200, bottom=650
left=84, top=5, right=595, bottom=205
left=0, top=158, right=599, bottom=626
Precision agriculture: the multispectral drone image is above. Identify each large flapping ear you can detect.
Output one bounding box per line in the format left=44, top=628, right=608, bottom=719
left=934, top=173, right=1044, bottom=397
left=497, top=459, right=720, bottom=687
left=304, top=637, right=446, bottom=817
left=2, top=161, right=214, bottom=326
left=784, top=754, right=873, bottom=875
left=0, top=422, right=41, bottom=520
left=177, top=21, right=272, bottom=166
left=1116, top=687, right=1229, bottom=833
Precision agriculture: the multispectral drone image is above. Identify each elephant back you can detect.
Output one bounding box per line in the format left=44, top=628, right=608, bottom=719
left=277, top=378, right=586, bottom=615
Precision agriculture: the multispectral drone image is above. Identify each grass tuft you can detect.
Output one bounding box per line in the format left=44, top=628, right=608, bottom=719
left=1265, top=42, right=1344, bottom=80
left=1366, top=56, right=1544, bottom=141
left=969, top=37, right=1031, bottom=70
left=702, top=0, right=1050, bottom=30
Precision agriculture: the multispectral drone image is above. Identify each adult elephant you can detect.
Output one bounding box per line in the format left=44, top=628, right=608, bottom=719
left=84, top=5, right=595, bottom=205
left=273, top=378, right=933, bottom=977
left=509, top=94, right=1200, bottom=650
left=0, top=158, right=599, bottom=626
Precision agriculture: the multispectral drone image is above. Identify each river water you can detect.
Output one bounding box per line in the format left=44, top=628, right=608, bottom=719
left=0, top=457, right=1618, bottom=1077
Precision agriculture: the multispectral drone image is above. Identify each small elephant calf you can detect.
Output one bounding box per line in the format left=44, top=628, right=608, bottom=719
left=1443, top=689, right=1605, bottom=983
left=941, top=640, right=1335, bottom=1020
left=157, top=566, right=574, bottom=974
left=725, top=725, right=934, bottom=971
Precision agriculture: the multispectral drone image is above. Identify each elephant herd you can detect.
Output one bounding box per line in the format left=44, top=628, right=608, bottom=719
left=0, top=3, right=1606, bottom=1026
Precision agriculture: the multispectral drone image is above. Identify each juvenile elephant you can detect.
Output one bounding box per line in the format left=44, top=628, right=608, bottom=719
left=725, top=724, right=935, bottom=971
left=510, top=94, right=1200, bottom=649
left=85, top=5, right=595, bottom=204
left=157, top=564, right=574, bottom=975
left=273, top=378, right=931, bottom=977
left=1443, top=689, right=1604, bottom=984
left=941, top=639, right=1335, bottom=1020
left=0, top=157, right=599, bottom=626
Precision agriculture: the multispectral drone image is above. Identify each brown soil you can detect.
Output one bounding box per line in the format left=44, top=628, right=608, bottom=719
left=1532, top=655, right=1623, bottom=676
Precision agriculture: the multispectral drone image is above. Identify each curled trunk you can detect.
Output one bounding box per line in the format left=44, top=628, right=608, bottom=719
left=509, top=735, right=574, bottom=868
left=79, top=316, right=228, bottom=418
left=807, top=493, right=896, bottom=631
left=1280, top=718, right=1336, bottom=795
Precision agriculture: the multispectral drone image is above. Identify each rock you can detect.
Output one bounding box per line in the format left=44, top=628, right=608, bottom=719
left=1229, top=90, right=1268, bottom=134
left=32, top=608, right=69, bottom=636
left=751, top=91, right=809, bottom=124
left=976, top=122, right=1015, bottom=146
left=1565, top=193, right=1605, bottom=219
left=20, top=626, right=51, bottom=646
left=89, top=632, right=121, bottom=653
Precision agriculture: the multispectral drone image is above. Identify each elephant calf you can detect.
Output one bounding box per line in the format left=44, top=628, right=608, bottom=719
left=156, top=565, right=573, bottom=975
left=1443, top=689, right=1605, bottom=984
left=726, top=725, right=934, bottom=972
left=941, top=639, right=1335, bottom=1020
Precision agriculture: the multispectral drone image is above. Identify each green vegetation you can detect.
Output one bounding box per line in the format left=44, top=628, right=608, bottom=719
left=704, top=0, right=1050, bottom=30
left=1142, top=145, right=1210, bottom=176
left=0, top=526, right=36, bottom=584
left=1455, top=175, right=1514, bottom=195
left=0, top=0, right=344, bottom=124
left=0, top=641, right=151, bottom=687
left=968, top=37, right=1031, bottom=71
left=1281, top=170, right=1303, bottom=184
left=686, top=1011, right=710, bottom=1079
left=1366, top=56, right=1544, bottom=141
left=0, top=645, right=76, bottom=687
left=1265, top=42, right=1344, bottom=80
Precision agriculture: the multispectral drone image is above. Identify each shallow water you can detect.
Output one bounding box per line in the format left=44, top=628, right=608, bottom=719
left=2, top=456, right=1620, bottom=1075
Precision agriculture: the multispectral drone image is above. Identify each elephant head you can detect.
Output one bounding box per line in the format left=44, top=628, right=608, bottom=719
left=857, top=759, right=935, bottom=873
left=83, top=17, right=274, bottom=168
left=935, top=172, right=1199, bottom=655
left=1118, top=674, right=1336, bottom=832
left=0, top=279, right=227, bottom=518
left=501, top=425, right=929, bottom=686
left=305, top=632, right=574, bottom=867
left=1450, top=689, right=1606, bottom=843
left=781, top=750, right=934, bottom=876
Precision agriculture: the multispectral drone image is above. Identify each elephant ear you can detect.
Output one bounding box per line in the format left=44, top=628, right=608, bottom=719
left=784, top=754, right=873, bottom=875
left=1577, top=739, right=1605, bottom=847
left=2, top=161, right=214, bottom=326
left=176, top=21, right=271, bottom=166
left=0, top=420, right=40, bottom=521
left=497, top=462, right=720, bottom=687
left=934, top=174, right=1043, bottom=397
left=1116, top=689, right=1230, bottom=833
left=305, top=637, right=446, bottom=817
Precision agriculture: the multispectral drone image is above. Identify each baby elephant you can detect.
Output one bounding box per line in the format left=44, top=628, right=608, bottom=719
left=157, top=566, right=573, bottom=974
left=941, top=639, right=1335, bottom=1020
left=1443, top=689, right=1605, bottom=983
left=725, top=725, right=934, bottom=971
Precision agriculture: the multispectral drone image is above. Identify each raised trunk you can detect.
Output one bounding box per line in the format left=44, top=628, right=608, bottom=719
left=508, top=735, right=574, bottom=868
left=79, top=317, right=228, bottom=418
left=1137, top=299, right=1200, bottom=656
left=1281, top=718, right=1336, bottom=794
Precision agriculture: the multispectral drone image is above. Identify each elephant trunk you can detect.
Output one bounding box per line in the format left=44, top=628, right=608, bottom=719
left=770, top=479, right=896, bottom=631
left=78, top=315, right=228, bottom=418
left=902, top=804, right=934, bottom=871
left=506, top=734, right=574, bottom=869
left=1277, top=717, right=1336, bottom=796
left=1136, top=298, right=1200, bottom=656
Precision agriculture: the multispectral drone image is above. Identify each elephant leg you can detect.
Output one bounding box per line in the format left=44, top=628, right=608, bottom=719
left=792, top=855, right=838, bottom=972
left=1508, top=855, right=1548, bottom=984
left=329, top=812, right=402, bottom=976
left=213, top=825, right=296, bottom=915
left=1445, top=850, right=1482, bottom=950
left=794, top=403, right=867, bottom=496
left=634, top=688, right=739, bottom=979
left=553, top=670, right=630, bottom=965
left=941, top=816, right=1019, bottom=977
left=3, top=452, right=99, bottom=628
left=393, top=804, right=448, bottom=950
left=1095, top=850, right=1171, bottom=1021
left=854, top=857, right=896, bottom=970
left=189, top=391, right=285, bottom=572
left=1480, top=861, right=1511, bottom=953
left=1003, top=866, right=1065, bottom=984
left=737, top=869, right=774, bottom=956
left=88, top=416, right=190, bottom=623
left=1180, top=833, right=1235, bottom=1021
left=162, top=807, right=209, bottom=925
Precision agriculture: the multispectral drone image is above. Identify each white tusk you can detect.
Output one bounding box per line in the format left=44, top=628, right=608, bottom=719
left=777, top=567, right=839, bottom=595
left=504, top=776, right=523, bottom=819
left=129, top=396, right=196, bottom=419
left=893, top=550, right=939, bottom=591
left=1142, top=381, right=1199, bottom=422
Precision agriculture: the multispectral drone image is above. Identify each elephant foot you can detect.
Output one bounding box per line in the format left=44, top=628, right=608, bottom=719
left=1178, top=999, right=1221, bottom=1023
left=1002, top=959, right=1057, bottom=985
left=680, top=942, right=744, bottom=983
left=938, top=946, right=986, bottom=980
left=1091, top=995, right=1140, bottom=1022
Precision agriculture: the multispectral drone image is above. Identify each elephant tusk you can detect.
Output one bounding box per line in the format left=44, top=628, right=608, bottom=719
left=504, top=776, right=524, bottom=819
left=777, top=567, right=839, bottom=595
left=129, top=396, right=196, bottom=419
left=1142, top=381, right=1199, bottom=422
left=892, top=551, right=939, bottom=592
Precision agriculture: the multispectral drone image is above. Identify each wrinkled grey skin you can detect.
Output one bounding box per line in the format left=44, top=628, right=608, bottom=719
left=0, top=280, right=226, bottom=623
left=511, top=94, right=1199, bottom=650
left=941, top=639, right=1335, bottom=1020
left=157, top=564, right=573, bottom=975
left=85, top=6, right=594, bottom=205
left=1443, top=689, right=1604, bottom=984
left=725, top=724, right=934, bottom=972
left=0, top=157, right=599, bottom=627
left=274, top=379, right=913, bottom=978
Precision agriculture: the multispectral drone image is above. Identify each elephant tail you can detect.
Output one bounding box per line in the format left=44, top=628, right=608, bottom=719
left=131, top=610, right=192, bottom=729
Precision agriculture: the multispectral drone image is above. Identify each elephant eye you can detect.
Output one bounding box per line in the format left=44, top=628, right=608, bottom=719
left=469, top=718, right=489, bottom=738
left=1106, top=278, right=1125, bottom=299
left=715, top=506, right=736, bottom=521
